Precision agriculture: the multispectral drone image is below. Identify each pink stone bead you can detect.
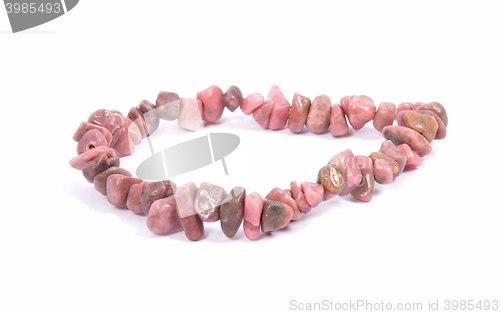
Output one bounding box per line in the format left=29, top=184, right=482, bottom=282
left=73, top=121, right=113, bottom=145
left=267, top=85, right=290, bottom=130
left=111, top=123, right=136, bottom=157
left=94, top=167, right=132, bottom=195
left=300, top=182, right=324, bottom=208
left=87, top=109, right=124, bottom=134
left=373, top=102, right=396, bottom=132
left=241, top=93, right=265, bottom=115
left=290, top=181, right=311, bottom=214
left=175, top=182, right=204, bottom=241
left=77, top=129, right=108, bottom=154
left=195, top=182, right=226, bottom=222
left=382, top=125, right=432, bottom=156
left=351, top=156, right=375, bottom=202
left=346, top=95, right=376, bottom=130
left=127, top=107, right=148, bottom=138
left=106, top=175, right=142, bottom=208
left=398, top=144, right=422, bottom=170
left=373, top=159, right=394, bottom=184
left=397, top=102, right=413, bottom=114
left=417, top=102, right=448, bottom=126
left=328, top=149, right=362, bottom=196
left=416, top=109, right=447, bottom=139
left=147, top=196, right=183, bottom=234
left=197, top=85, right=224, bottom=123
left=380, top=140, right=407, bottom=176
left=252, top=100, right=273, bottom=129
left=222, top=86, right=243, bottom=112
left=69, top=146, right=116, bottom=170
left=329, top=104, right=349, bottom=137
left=261, top=200, right=293, bottom=233
left=340, top=96, right=354, bottom=113
left=82, top=154, right=120, bottom=183
left=288, top=93, right=311, bottom=134
left=126, top=181, right=145, bottom=214
left=243, top=192, right=264, bottom=240
left=266, top=187, right=301, bottom=221
left=178, top=98, right=204, bottom=131
left=306, top=95, right=332, bottom=134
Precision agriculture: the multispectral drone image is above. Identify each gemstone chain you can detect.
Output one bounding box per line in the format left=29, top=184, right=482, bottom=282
left=69, top=85, right=448, bottom=241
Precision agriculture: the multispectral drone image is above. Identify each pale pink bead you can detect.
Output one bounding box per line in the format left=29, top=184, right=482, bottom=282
left=346, top=95, right=376, bottom=130
left=147, top=196, right=182, bottom=235
left=398, top=143, right=422, bottom=170
left=380, top=140, right=407, bottom=176
left=69, top=146, right=116, bottom=170
left=126, top=181, right=145, bottom=214
left=373, top=159, right=394, bottom=184
left=306, top=95, right=332, bottom=134
left=329, top=104, right=349, bottom=137
left=77, top=129, right=108, bottom=154
left=106, top=174, right=142, bottom=208
left=300, top=182, right=324, bottom=208
left=241, top=93, right=264, bottom=115
left=243, top=222, right=260, bottom=241
left=397, top=102, right=413, bottom=114
left=373, top=102, right=396, bottom=132
left=267, top=85, right=290, bottom=130
left=175, top=182, right=198, bottom=218
left=252, top=101, right=273, bottom=129
left=178, top=98, right=204, bottom=131
left=290, top=181, right=311, bottom=214
left=111, top=124, right=136, bottom=157
left=73, top=121, right=113, bottom=145
left=197, top=85, right=224, bottom=123
left=243, top=192, right=264, bottom=240
left=340, top=95, right=354, bottom=113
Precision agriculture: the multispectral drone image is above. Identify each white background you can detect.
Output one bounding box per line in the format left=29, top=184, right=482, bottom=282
left=1, top=1, right=499, bottom=313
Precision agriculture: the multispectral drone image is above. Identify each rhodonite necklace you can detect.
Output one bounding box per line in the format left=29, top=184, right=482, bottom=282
left=69, top=85, right=448, bottom=241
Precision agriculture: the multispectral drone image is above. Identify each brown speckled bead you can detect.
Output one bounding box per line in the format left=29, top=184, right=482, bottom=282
left=306, top=95, right=332, bottom=134
left=317, top=165, right=346, bottom=195
left=288, top=93, right=311, bottom=134
left=220, top=186, right=246, bottom=238
left=383, top=125, right=432, bottom=156
left=396, top=110, right=438, bottom=142
left=369, top=152, right=400, bottom=176
left=261, top=200, right=293, bottom=232
left=222, top=86, right=243, bottom=112
left=82, top=154, right=120, bottom=183
left=266, top=187, right=302, bottom=221
left=140, top=180, right=176, bottom=215
left=417, top=102, right=448, bottom=126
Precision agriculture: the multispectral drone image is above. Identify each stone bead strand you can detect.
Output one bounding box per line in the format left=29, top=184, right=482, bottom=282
left=70, top=85, right=448, bottom=241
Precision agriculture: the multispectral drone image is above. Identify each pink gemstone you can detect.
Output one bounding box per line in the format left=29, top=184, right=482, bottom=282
left=351, top=156, right=375, bottom=202
left=126, top=181, right=145, bottom=214
left=244, top=192, right=264, bottom=227
left=382, top=125, right=432, bottom=156
left=175, top=182, right=204, bottom=241
left=266, top=187, right=301, bottom=221
left=106, top=175, right=142, bottom=208
left=346, top=95, right=376, bottom=130
left=398, top=143, right=422, bottom=170
left=340, top=95, right=354, bottom=113
left=243, top=221, right=261, bottom=241
left=290, top=181, right=311, bottom=214
left=416, top=109, right=447, bottom=139
left=373, top=159, right=393, bottom=184
left=288, top=93, right=311, bottom=134
left=87, top=109, right=124, bottom=134
left=241, top=93, right=265, bottom=115
left=329, top=104, right=349, bottom=137
left=178, top=98, right=204, bottom=131
left=73, top=121, right=113, bottom=145
left=328, top=149, right=362, bottom=196
left=69, top=146, right=116, bottom=170
left=267, top=85, right=290, bottom=130
left=197, top=85, right=224, bottom=123
left=147, top=196, right=182, bottom=234
left=243, top=192, right=264, bottom=240
left=77, top=129, right=108, bottom=154
left=306, top=95, right=332, bottom=134
left=252, top=100, right=273, bottom=129
left=373, top=102, right=396, bottom=132
left=300, top=182, right=324, bottom=208
left=111, top=126, right=135, bottom=157
left=397, top=102, right=413, bottom=114
left=380, top=140, right=407, bottom=176
left=94, top=167, right=131, bottom=195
